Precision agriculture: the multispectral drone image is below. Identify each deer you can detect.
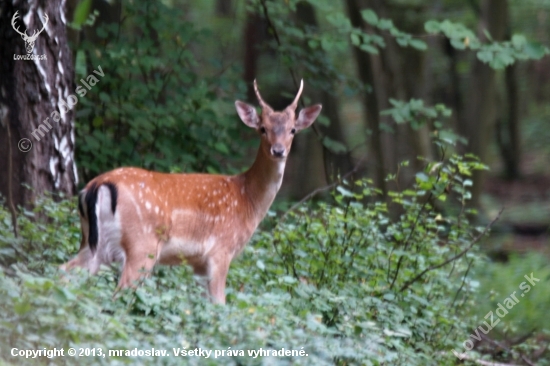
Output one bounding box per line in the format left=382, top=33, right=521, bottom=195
left=11, top=11, right=49, bottom=54
left=61, top=80, right=322, bottom=304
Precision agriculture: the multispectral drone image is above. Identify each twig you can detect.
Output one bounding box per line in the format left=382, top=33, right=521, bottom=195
left=450, top=258, right=475, bottom=309
left=399, top=207, right=504, bottom=293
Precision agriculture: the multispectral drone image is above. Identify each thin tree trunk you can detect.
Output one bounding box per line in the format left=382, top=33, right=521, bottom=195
left=297, top=1, right=354, bottom=181
left=243, top=10, right=262, bottom=103
left=345, top=0, right=386, bottom=195
left=375, top=0, right=431, bottom=189
left=462, top=0, right=508, bottom=208
left=0, top=0, right=77, bottom=211
left=216, top=0, right=232, bottom=17
left=496, top=63, right=521, bottom=180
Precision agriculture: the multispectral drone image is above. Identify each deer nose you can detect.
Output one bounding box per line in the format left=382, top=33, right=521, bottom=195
left=271, top=144, right=286, bottom=158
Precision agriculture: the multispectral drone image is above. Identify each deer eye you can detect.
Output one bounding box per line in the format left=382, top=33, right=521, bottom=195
left=291, top=128, right=296, bottom=134
left=259, top=127, right=266, bottom=134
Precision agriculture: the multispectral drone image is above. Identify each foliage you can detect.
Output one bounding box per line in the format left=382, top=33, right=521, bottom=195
left=0, top=149, right=499, bottom=365
left=472, top=253, right=550, bottom=335
left=74, top=1, right=247, bottom=183
left=425, top=20, right=549, bottom=69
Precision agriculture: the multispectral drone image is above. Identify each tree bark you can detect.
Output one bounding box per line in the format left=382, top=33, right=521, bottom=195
left=0, top=0, right=77, bottom=211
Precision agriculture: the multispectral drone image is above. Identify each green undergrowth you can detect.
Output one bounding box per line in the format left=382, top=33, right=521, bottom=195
left=0, top=154, right=498, bottom=365
left=471, top=253, right=550, bottom=336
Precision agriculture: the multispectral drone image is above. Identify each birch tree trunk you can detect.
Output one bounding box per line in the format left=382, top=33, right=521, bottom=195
left=0, top=0, right=77, bottom=214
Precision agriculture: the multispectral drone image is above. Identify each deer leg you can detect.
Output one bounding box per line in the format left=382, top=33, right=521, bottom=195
left=118, top=237, right=159, bottom=288
left=206, top=257, right=230, bottom=304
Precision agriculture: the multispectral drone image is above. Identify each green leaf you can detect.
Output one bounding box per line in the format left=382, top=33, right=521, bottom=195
left=424, top=20, right=441, bottom=33
left=524, top=42, right=548, bottom=60
left=337, top=186, right=354, bottom=197
left=323, top=136, right=347, bottom=153
left=359, top=43, right=379, bottom=54
left=511, top=34, right=526, bottom=49
left=361, top=9, right=379, bottom=25
left=72, top=0, right=92, bottom=28
left=476, top=49, right=493, bottom=63
left=214, top=142, right=229, bottom=154
left=308, top=39, right=319, bottom=49
left=350, top=33, right=361, bottom=46
left=409, top=39, right=427, bottom=51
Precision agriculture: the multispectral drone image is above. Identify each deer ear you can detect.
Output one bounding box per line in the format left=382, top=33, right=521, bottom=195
left=235, top=101, right=259, bottom=128
left=296, top=104, right=322, bottom=131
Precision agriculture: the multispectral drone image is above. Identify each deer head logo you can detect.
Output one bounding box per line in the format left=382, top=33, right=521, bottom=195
left=11, top=11, right=48, bottom=54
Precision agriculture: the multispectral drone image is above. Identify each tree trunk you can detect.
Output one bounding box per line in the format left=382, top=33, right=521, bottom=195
left=496, top=62, right=521, bottom=180
left=296, top=2, right=354, bottom=182
left=0, top=0, right=77, bottom=213
left=243, top=10, right=262, bottom=103
left=216, top=0, right=233, bottom=17
left=374, top=0, right=431, bottom=190
left=462, top=0, right=508, bottom=208
left=496, top=7, right=521, bottom=181
left=345, top=0, right=386, bottom=195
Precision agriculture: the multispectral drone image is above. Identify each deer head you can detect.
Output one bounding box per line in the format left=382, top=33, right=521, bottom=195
left=235, top=79, right=322, bottom=161
left=11, top=11, right=49, bottom=54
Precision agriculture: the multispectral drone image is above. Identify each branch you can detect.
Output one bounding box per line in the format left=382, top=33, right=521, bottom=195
left=399, top=207, right=504, bottom=293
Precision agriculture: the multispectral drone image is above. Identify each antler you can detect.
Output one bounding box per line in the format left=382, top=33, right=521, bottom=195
left=11, top=11, right=27, bottom=37
left=286, top=79, right=304, bottom=111
left=28, top=13, right=48, bottom=41
left=253, top=79, right=273, bottom=113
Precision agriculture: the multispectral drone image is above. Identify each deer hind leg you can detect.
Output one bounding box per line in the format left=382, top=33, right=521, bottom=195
left=205, top=256, right=231, bottom=304
left=117, top=234, right=160, bottom=288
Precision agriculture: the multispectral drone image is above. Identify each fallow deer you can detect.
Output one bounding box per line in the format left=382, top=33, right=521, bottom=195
left=61, top=80, right=322, bottom=304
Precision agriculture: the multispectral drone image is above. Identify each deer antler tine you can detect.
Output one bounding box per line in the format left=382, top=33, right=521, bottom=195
left=253, top=79, right=273, bottom=112
left=36, top=12, right=48, bottom=35
left=288, top=79, right=304, bottom=110
left=11, top=11, right=26, bottom=36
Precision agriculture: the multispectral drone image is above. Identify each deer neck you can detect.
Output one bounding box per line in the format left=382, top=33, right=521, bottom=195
left=241, top=144, right=286, bottom=221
